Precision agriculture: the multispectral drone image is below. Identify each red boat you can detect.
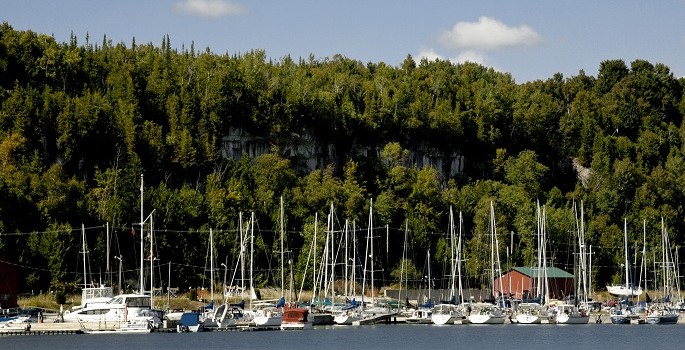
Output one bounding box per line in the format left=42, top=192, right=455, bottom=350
left=280, top=306, right=309, bottom=330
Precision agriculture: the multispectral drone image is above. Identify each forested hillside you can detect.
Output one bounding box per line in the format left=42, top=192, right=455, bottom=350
left=1, top=22, right=684, bottom=296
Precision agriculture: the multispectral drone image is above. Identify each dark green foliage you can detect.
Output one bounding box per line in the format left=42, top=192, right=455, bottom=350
left=0, top=23, right=684, bottom=293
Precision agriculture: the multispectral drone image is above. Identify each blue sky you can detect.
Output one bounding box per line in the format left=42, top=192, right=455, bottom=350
left=3, top=0, right=685, bottom=82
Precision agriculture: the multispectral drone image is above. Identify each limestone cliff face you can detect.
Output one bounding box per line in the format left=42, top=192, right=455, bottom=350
left=572, top=158, right=591, bottom=188
left=221, top=127, right=464, bottom=177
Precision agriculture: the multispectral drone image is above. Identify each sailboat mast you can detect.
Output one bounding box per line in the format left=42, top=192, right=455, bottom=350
left=573, top=201, right=578, bottom=306
left=624, top=218, right=629, bottom=294
left=449, top=207, right=455, bottom=298
left=210, top=228, right=214, bottom=305
left=139, top=174, right=144, bottom=295
left=580, top=201, right=588, bottom=305
left=330, top=202, right=335, bottom=304
left=663, top=218, right=667, bottom=298
left=673, top=246, right=683, bottom=302
left=280, top=196, right=284, bottom=299
left=492, top=203, right=505, bottom=304
left=106, top=223, right=110, bottom=284
left=361, top=201, right=370, bottom=305
left=536, top=201, right=542, bottom=300
left=312, top=213, right=318, bottom=303
left=82, top=224, right=87, bottom=288
left=428, top=249, right=431, bottom=304
left=589, top=245, right=593, bottom=297
left=490, top=202, right=495, bottom=298
left=370, top=199, right=375, bottom=304
left=150, top=215, right=154, bottom=305
left=399, top=219, right=407, bottom=306
left=642, top=219, right=646, bottom=303
left=344, top=219, right=349, bottom=297
left=352, top=220, right=356, bottom=298
left=322, top=213, right=330, bottom=300
left=490, top=202, right=495, bottom=301
left=542, top=206, right=549, bottom=304
left=458, top=212, right=464, bottom=304
left=250, top=212, right=254, bottom=304
left=239, top=212, right=244, bottom=300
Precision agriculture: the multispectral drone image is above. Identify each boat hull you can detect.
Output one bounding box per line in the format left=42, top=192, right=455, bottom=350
left=281, top=308, right=309, bottom=330
left=606, top=285, right=643, bottom=297
left=308, top=313, right=334, bottom=326
left=556, top=314, right=590, bottom=324
left=82, top=328, right=152, bottom=334
left=281, top=322, right=311, bottom=330
left=515, top=314, right=541, bottom=324
left=610, top=315, right=630, bottom=324
left=468, top=314, right=506, bottom=324
left=646, top=314, right=679, bottom=324
left=405, top=317, right=432, bottom=324
left=334, top=312, right=362, bottom=325
left=431, top=314, right=457, bottom=325
left=253, top=315, right=281, bottom=328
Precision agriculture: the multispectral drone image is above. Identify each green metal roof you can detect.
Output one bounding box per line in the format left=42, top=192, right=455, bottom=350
left=511, top=266, right=573, bottom=279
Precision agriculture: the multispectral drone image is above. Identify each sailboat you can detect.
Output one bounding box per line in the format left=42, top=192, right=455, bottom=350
left=606, top=218, right=643, bottom=298
left=335, top=199, right=394, bottom=325
left=197, top=228, right=220, bottom=330
left=281, top=213, right=310, bottom=330
left=254, top=199, right=288, bottom=329
left=555, top=201, right=590, bottom=325
left=609, top=219, right=642, bottom=324
left=646, top=218, right=679, bottom=324
left=210, top=212, right=252, bottom=329
left=234, top=212, right=266, bottom=329
left=333, top=207, right=366, bottom=326
left=307, top=210, right=336, bottom=326
left=406, top=250, right=434, bottom=324
left=467, top=202, right=506, bottom=325
left=515, top=203, right=552, bottom=325
left=432, top=208, right=468, bottom=325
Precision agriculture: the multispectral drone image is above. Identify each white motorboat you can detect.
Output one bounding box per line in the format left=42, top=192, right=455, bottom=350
left=82, top=309, right=162, bottom=334
left=70, top=285, right=115, bottom=313
left=63, top=293, right=153, bottom=324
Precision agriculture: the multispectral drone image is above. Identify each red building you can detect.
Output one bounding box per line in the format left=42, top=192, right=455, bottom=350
left=494, top=266, right=574, bottom=301
left=0, top=257, right=18, bottom=308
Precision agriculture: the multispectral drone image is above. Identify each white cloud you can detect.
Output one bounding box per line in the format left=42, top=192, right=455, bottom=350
left=439, top=16, right=541, bottom=50
left=416, top=48, right=491, bottom=68
left=174, top=0, right=247, bottom=18
left=416, top=48, right=445, bottom=62
left=453, top=50, right=487, bottom=65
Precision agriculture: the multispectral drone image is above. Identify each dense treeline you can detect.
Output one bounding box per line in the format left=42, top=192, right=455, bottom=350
left=1, top=22, right=685, bottom=298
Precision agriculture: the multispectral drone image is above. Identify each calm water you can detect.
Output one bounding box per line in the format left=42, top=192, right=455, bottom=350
left=3, top=323, right=684, bottom=350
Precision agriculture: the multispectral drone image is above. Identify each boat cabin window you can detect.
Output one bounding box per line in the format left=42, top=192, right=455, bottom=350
left=126, top=297, right=151, bottom=307
left=83, top=309, right=110, bottom=315
left=108, top=297, right=124, bottom=304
